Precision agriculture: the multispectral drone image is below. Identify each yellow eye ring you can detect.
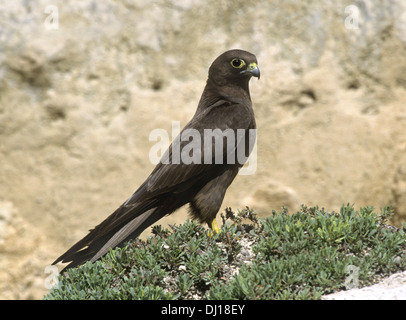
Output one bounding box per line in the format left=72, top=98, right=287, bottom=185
left=230, top=58, right=246, bottom=69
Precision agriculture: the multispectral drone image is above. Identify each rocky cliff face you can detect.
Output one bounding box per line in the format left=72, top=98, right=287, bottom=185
left=1, top=0, right=406, bottom=299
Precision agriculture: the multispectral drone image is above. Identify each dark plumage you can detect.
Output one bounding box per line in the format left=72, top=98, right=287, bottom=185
left=53, top=49, right=260, bottom=271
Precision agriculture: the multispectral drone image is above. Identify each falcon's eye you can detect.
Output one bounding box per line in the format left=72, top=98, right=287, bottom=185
left=230, top=58, right=246, bottom=69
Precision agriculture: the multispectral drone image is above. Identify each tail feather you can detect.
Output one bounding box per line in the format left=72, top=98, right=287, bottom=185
left=53, top=206, right=165, bottom=271
left=90, top=207, right=165, bottom=262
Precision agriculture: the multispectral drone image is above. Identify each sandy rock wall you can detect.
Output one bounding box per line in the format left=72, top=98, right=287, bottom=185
left=1, top=0, right=406, bottom=299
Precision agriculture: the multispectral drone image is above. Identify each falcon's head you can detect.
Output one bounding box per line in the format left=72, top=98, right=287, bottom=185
left=208, top=49, right=260, bottom=87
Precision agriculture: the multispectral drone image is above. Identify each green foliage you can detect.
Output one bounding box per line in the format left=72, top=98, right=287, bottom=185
left=45, top=205, right=406, bottom=300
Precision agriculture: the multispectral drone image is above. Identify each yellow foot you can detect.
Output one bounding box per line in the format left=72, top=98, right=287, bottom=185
left=207, top=218, right=220, bottom=236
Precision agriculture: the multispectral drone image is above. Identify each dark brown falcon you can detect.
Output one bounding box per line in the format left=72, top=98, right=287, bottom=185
left=53, top=49, right=260, bottom=271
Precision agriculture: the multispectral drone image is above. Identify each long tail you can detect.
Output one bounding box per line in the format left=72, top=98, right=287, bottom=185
left=53, top=206, right=166, bottom=271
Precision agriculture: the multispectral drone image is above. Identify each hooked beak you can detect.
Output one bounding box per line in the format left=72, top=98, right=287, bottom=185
left=241, top=62, right=260, bottom=79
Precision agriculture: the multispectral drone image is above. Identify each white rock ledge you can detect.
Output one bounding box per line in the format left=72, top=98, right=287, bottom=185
left=322, top=271, right=406, bottom=300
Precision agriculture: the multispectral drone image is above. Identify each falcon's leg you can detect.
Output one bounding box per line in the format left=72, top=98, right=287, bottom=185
left=188, top=168, right=238, bottom=234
